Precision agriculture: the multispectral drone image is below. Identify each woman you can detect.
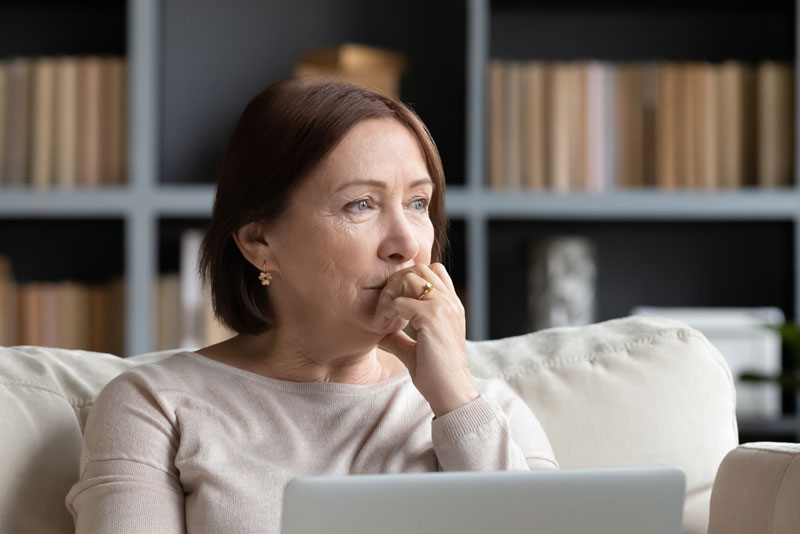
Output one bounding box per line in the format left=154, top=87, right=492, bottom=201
left=66, top=78, right=558, bottom=533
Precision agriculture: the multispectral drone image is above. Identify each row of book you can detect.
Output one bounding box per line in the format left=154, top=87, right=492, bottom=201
left=0, top=248, right=234, bottom=355
left=489, top=60, right=795, bottom=191
left=0, top=55, right=127, bottom=189
left=0, top=257, right=125, bottom=355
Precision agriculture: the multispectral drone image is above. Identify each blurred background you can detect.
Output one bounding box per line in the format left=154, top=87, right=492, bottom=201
left=0, top=0, right=798, bottom=441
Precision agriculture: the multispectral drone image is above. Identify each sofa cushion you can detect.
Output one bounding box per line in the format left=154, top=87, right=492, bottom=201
left=0, top=346, right=175, bottom=534
left=466, top=315, right=739, bottom=534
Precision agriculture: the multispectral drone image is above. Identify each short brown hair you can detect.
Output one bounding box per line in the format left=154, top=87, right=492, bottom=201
left=199, top=77, right=450, bottom=336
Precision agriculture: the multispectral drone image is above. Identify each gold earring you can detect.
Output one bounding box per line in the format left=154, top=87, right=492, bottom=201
left=259, top=263, right=272, bottom=286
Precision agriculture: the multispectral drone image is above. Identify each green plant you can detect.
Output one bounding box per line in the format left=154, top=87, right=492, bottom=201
left=739, top=321, right=800, bottom=391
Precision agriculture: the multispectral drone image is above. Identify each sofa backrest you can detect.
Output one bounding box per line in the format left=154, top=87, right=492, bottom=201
left=467, top=315, right=738, bottom=534
left=0, top=346, right=173, bottom=533
left=0, top=316, right=737, bottom=534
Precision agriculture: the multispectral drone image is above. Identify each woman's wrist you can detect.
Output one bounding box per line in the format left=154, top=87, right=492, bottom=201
left=429, top=387, right=481, bottom=419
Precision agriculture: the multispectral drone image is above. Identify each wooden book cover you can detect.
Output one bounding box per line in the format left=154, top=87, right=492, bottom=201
left=520, top=62, right=547, bottom=190
left=0, top=62, right=7, bottom=185
left=103, top=56, right=126, bottom=185
left=571, top=63, right=588, bottom=191
left=655, top=63, right=679, bottom=190
left=56, top=281, right=77, bottom=349
left=740, top=63, right=758, bottom=187
left=81, top=56, right=102, bottom=187
left=613, top=64, right=632, bottom=188
left=157, top=273, right=181, bottom=351
left=549, top=63, right=571, bottom=192
left=30, top=57, right=57, bottom=190
left=74, top=282, right=91, bottom=351
left=718, top=61, right=757, bottom=188
left=502, top=61, right=522, bottom=189
left=203, top=283, right=234, bottom=346
left=54, top=56, right=78, bottom=188
left=628, top=63, right=647, bottom=188
left=586, top=61, right=607, bottom=193
left=757, top=61, right=794, bottom=187
left=18, top=283, right=40, bottom=346
left=642, top=63, right=659, bottom=187
left=88, top=283, right=109, bottom=352
left=39, top=283, right=59, bottom=347
left=489, top=60, right=504, bottom=189
left=3, top=58, right=31, bottom=186
left=672, top=63, right=688, bottom=189
left=683, top=63, right=699, bottom=190
left=0, top=257, right=17, bottom=346
left=697, top=63, right=720, bottom=190
left=108, top=277, right=125, bottom=356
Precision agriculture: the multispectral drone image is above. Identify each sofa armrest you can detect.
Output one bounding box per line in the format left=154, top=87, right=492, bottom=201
left=708, top=442, right=800, bottom=534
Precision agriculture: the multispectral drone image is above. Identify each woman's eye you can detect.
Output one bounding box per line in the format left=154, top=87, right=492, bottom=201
left=411, top=198, right=429, bottom=211
left=348, top=199, right=369, bottom=212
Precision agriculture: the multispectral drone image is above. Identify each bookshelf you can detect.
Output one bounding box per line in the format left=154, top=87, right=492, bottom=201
left=0, top=0, right=798, bottom=403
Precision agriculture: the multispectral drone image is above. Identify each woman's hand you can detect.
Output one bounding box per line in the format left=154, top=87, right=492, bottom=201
left=372, top=263, right=479, bottom=418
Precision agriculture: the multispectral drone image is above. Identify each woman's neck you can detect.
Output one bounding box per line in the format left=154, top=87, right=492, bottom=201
left=195, top=332, right=406, bottom=385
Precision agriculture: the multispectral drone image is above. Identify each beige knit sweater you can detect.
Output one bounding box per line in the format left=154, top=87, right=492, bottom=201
left=66, top=351, right=558, bottom=533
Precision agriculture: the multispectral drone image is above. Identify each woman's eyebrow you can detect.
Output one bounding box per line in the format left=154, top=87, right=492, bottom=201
left=335, top=177, right=433, bottom=192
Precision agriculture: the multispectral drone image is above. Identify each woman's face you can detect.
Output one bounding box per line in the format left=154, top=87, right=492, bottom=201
left=263, top=117, right=435, bottom=344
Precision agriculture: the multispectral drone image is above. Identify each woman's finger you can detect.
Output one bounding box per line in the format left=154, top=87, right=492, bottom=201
left=428, top=263, right=456, bottom=293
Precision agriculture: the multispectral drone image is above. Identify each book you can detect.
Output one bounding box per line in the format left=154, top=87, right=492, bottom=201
left=757, top=61, right=794, bottom=187
left=519, top=61, right=548, bottom=190
left=3, top=58, right=31, bottom=186
left=0, top=62, right=7, bottom=184
left=719, top=61, right=757, bottom=188
left=157, top=273, right=181, bottom=351
left=103, top=56, right=126, bottom=185
left=502, top=61, right=521, bottom=189
left=488, top=60, right=504, bottom=189
left=585, top=61, right=608, bottom=193
left=54, top=56, right=78, bottom=188
left=80, top=56, right=103, bottom=187
left=0, top=257, right=16, bottom=346
left=549, top=63, right=571, bottom=192
left=30, top=57, right=57, bottom=190
left=655, top=63, right=679, bottom=190
left=294, top=43, right=407, bottom=98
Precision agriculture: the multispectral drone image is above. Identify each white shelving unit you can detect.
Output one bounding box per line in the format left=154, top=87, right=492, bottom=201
left=1, top=0, right=798, bottom=357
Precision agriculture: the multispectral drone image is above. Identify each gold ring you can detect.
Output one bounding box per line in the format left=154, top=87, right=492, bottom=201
left=417, top=281, right=435, bottom=300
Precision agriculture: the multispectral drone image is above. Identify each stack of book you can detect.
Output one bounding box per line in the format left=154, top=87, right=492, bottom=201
left=155, top=228, right=235, bottom=352
left=489, top=60, right=794, bottom=191
left=0, top=256, right=124, bottom=354
left=0, top=55, right=127, bottom=189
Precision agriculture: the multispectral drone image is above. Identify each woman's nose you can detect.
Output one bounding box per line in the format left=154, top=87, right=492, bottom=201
left=377, top=208, right=420, bottom=263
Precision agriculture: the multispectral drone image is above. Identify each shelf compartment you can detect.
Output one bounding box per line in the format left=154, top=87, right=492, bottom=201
left=488, top=218, right=795, bottom=340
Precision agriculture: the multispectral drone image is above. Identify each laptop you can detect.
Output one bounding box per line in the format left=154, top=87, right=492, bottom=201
left=281, top=466, right=686, bottom=534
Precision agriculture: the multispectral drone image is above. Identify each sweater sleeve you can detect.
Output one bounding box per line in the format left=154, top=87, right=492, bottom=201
left=430, top=378, right=559, bottom=472
left=65, top=370, right=186, bottom=534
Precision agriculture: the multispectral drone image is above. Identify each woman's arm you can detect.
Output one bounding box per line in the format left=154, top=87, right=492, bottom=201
left=66, top=371, right=185, bottom=533
left=430, top=378, right=559, bottom=472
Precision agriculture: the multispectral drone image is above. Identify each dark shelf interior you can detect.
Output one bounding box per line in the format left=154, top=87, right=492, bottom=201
left=488, top=219, right=796, bottom=340
left=0, top=1, right=125, bottom=57
left=0, top=218, right=124, bottom=283
left=491, top=1, right=795, bottom=61
left=160, top=0, right=466, bottom=188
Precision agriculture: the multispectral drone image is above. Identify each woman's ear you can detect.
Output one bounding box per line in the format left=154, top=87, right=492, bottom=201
left=232, top=222, right=279, bottom=273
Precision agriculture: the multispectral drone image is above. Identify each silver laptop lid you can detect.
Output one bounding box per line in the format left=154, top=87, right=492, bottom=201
left=281, top=466, right=685, bottom=534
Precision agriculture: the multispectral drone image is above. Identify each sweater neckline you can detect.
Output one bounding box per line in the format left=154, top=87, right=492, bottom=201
left=179, top=350, right=412, bottom=395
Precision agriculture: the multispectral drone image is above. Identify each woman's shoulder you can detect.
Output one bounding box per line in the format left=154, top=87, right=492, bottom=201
left=97, top=351, right=210, bottom=403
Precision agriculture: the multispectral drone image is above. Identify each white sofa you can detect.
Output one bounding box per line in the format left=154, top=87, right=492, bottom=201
left=1, top=315, right=797, bottom=534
